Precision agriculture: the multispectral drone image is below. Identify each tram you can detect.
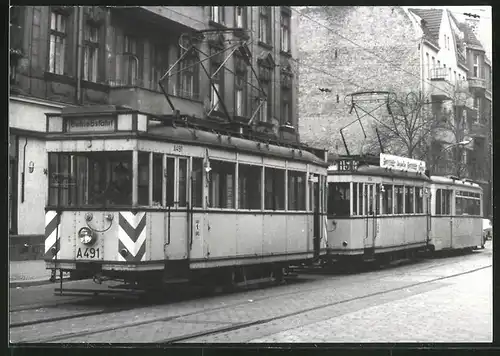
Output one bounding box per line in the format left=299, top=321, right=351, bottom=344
left=325, top=154, right=431, bottom=263
left=43, top=106, right=328, bottom=290
left=428, top=175, right=483, bottom=251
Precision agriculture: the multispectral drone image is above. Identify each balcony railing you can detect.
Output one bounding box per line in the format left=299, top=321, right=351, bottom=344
left=430, top=67, right=449, bottom=81
left=468, top=76, right=486, bottom=90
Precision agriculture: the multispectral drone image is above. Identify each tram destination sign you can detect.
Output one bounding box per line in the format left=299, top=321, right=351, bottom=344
left=66, top=118, right=116, bottom=133
left=380, top=153, right=426, bottom=174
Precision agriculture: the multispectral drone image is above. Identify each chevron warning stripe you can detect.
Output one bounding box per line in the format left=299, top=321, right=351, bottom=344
left=118, top=211, right=147, bottom=262
left=45, top=211, right=61, bottom=259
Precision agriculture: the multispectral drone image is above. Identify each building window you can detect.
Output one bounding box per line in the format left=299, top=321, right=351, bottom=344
left=265, top=168, right=285, bottom=210
left=473, top=54, right=479, bottom=77
left=259, top=6, right=271, bottom=44
left=425, top=52, right=429, bottom=77
left=234, top=56, right=247, bottom=117
left=123, top=35, right=139, bottom=86
left=280, top=10, right=291, bottom=52
left=258, top=61, right=273, bottom=121
left=177, top=37, right=198, bottom=100
left=49, top=10, right=67, bottom=75
left=210, top=6, right=224, bottom=24
left=238, top=164, right=261, bottom=210
left=83, top=25, right=99, bottom=82
left=150, top=43, right=169, bottom=91
left=281, top=92, right=290, bottom=125
left=235, top=6, right=246, bottom=28
left=210, top=44, right=224, bottom=112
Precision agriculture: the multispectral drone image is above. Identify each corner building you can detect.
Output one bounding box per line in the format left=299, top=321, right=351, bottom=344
left=9, top=6, right=299, bottom=260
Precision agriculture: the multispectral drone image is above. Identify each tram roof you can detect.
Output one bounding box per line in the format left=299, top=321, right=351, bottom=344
left=429, top=175, right=482, bottom=189
left=147, top=125, right=328, bottom=166
left=329, top=164, right=430, bottom=181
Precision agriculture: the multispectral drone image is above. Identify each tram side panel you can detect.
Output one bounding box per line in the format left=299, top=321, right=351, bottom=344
left=451, top=216, right=482, bottom=249
left=326, top=218, right=364, bottom=256
left=151, top=211, right=189, bottom=261
left=285, top=214, right=313, bottom=259
left=262, top=214, right=288, bottom=256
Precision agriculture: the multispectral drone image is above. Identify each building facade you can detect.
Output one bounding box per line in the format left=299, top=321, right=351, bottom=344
left=297, top=6, right=491, bottom=217
left=9, top=6, right=299, bottom=260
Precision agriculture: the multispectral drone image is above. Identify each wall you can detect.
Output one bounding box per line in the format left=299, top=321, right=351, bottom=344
left=16, top=137, right=47, bottom=236
left=298, top=6, right=421, bottom=155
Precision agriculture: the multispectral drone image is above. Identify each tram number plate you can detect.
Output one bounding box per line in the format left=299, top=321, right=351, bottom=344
left=76, top=247, right=101, bottom=259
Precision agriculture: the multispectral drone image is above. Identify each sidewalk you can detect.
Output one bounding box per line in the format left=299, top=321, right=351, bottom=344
left=9, top=260, right=70, bottom=288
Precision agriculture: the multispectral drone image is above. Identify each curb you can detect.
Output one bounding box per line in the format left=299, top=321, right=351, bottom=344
left=10, top=278, right=71, bottom=289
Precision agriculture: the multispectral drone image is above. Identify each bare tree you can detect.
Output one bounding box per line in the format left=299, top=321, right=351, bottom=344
left=364, top=87, right=473, bottom=177
left=363, top=91, right=442, bottom=160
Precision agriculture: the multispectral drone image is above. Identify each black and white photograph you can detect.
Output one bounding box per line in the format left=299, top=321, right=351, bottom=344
left=9, top=5, right=492, bottom=344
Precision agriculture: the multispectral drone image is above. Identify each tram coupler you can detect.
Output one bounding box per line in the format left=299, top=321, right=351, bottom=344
left=93, top=273, right=103, bottom=284
left=49, top=269, right=57, bottom=283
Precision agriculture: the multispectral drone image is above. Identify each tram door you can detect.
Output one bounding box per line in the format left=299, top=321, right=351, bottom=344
left=311, top=174, right=321, bottom=258
left=364, top=183, right=377, bottom=254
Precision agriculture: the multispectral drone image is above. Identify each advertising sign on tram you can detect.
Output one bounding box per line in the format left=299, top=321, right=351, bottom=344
left=379, top=153, right=426, bottom=174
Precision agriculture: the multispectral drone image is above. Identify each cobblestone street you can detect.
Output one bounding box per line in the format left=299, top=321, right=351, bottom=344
left=10, top=243, right=492, bottom=344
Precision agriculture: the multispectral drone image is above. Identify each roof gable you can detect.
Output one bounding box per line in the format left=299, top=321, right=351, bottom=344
left=408, top=8, right=443, bottom=47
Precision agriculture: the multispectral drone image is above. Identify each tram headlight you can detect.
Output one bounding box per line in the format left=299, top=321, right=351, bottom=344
left=78, top=227, right=96, bottom=245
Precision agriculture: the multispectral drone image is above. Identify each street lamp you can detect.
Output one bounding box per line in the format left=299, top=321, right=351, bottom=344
left=442, top=137, right=473, bottom=151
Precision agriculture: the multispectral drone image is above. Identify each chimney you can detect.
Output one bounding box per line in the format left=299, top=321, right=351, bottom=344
left=465, top=18, right=480, bottom=37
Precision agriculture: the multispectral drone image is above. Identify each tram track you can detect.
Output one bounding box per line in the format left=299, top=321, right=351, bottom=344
left=159, top=263, right=493, bottom=343
left=10, top=250, right=485, bottom=331
left=13, top=258, right=491, bottom=343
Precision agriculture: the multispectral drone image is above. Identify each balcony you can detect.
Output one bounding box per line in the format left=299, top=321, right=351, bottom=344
left=429, top=68, right=454, bottom=101
left=108, top=84, right=205, bottom=118
left=138, top=6, right=207, bottom=31
left=468, top=76, right=486, bottom=91
left=469, top=121, right=488, bottom=138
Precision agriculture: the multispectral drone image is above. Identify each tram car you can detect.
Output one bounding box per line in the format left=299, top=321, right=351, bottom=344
left=325, top=154, right=431, bottom=263
left=44, top=106, right=328, bottom=290
left=428, top=175, right=483, bottom=252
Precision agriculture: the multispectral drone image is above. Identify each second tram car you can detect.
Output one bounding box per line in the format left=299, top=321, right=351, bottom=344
left=44, top=106, right=329, bottom=291
left=428, top=176, right=483, bottom=251
left=325, top=154, right=430, bottom=263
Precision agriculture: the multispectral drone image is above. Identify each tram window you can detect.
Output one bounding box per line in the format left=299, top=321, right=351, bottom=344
left=239, top=164, right=262, bottom=209
left=48, top=152, right=133, bottom=206
left=327, top=182, right=350, bottom=216
left=405, top=186, right=414, bottom=214
left=209, top=160, right=235, bottom=208
left=436, top=189, right=451, bottom=215
left=375, top=184, right=380, bottom=215
left=152, top=153, right=163, bottom=206
left=264, top=168, right=285, bottom=210
left=192, top=158, right=203, bottom=208
left=137, top=152, right=149, bottom=205
left=382, top=184, right=393, bottom=214
left=179, top=159, right=188, bottom=207
left=166, top=157, right=175, bottom=206
left=394, top=185, right=404, bottom=214
left=358, top=183, right=364, bottom=215
left=455, top=197, right=464, bottom=215
left=416, top=187, right=423, bottom=213
left=352, top=183, right=358, bottom=215
left=288, top=170, right=306, bottom=211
